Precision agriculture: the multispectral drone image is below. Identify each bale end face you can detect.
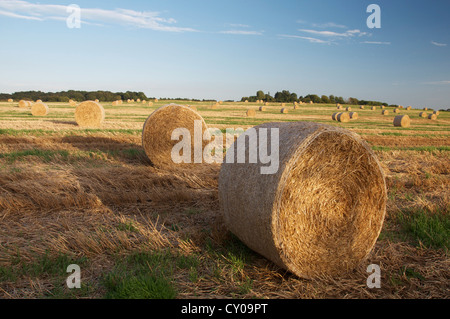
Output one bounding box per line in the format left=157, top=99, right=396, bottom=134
left=337, top=112, right=350, bottom=123
left=246, top=109, right=256, bottom=117
left=31, top=102, right=49, bottom=116
left=393, top=115, right=410, bottom=127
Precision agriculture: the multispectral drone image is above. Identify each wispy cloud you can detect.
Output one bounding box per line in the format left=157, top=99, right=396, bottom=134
left=423, top=80, right=450, bottom=85
left=227, top=23, right=250, bottom=28
left=431, top=41, right=447, bottom=47
left=361, top=41, right=391, bottom=45
left=0, top=0, right=196, bottom=32
left=298, top=28, right=368, bottom=37
left=278, top=34, right=331, bottom=44
left=219, top=30, right=263, bottom=36
left=311, top=22, right=347, bottom=29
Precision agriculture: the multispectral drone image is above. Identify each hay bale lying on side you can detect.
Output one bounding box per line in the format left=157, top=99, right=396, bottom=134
left=346, top=107, right=352, bottom=112
left=142, top=104, right=209, bottom=168
left=264, top=102, right=269, bottom=106
left=381, top=105, right=385, bottom=109
left=349, top=112, right=358, bottom=120
left=69, top=100, right=77, bottom=107
left=382, top=110, right=389, bottom=115
left=246, top=109, right=256, bottom=117
left=18, top=100, right=29, bottom=108
left=337, top=112, right=350, bottom=123
left=371, top=106, right=376, bottom=110
left=74, top=101, right=105, bottom=128
left=31, top=102, right=49, bottom=116
left=419, top=112, right=427, bottom=118
left=281, top=108, right=288, bottom=114
left=259, top=106, right=266, bottom=112
left=423, top=107, right=428, bottom=111
left=393, top=115, right=410, bottom=127
left=337, top=105, right=343, bottom=110
left=393, top=108, right=400, bottom=113
left=332, top=112, right=339, bottom=121
left=406, top=106, right=411, bottom=110
left=428, top=114, right=437, bottom=120
left=219, top=122, right=387, bottom=278
left=7, top=99, right=13, bottom=102
left=360, top=105, right=364, bottom=109
left=148, top=102, right=154, bottom=106
left=433, top=110, right=440, bottom=116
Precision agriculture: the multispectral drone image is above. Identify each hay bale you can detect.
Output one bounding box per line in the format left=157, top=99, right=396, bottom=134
left=264, top=102, right=269, bottom=106
left=142, top=104, right=209, bottom=168
left=154, top=99, right=159, bottom=103
left=259, top=106, right=266, bottom=112
left=398, top=105, right=403, bottom=109
left=381, top=110, right=389, bottom=115
left=337, top=105, right=343, bottom=110
left=219, top=121, right=387, bottom=278
left=95, top=99, right=99, bottom=103
left=428, top=114, right=437, bottom=120
left=433, top=110, right=440, bottom=116
left=246, top=109, right=256, bottom=117
left=7, top=99, right=13, bottom=102
left=31, top=102, right=49, bottom=116
left=393, top=115, right=410, bottom=127
left=18, top=100, right=29, bottom=108
left=349, top=112, right=358, bottom=120
left=36, top=99, right=42, bottom=103
left=360, top=105, right=364, bottom=109
left=423, top=107, right=428, bottom=111
left=419, top=112, right=427, bottom=118
left=137, top=99, right=141, bottom=103
left=112, top=101, right=120, bottom=106
left=346, top=107, right=352, bottom=112
left=337, top=112, right=350, bottom=123
left=406, top=106, right=411, bottom=110
left=393, top=108, right=400, bottom=113
left=381, top=105, right=385, bottom=109
left=332, top=112, right=339, bottom=121
left=69, top=100, right=77, bottom=107
left=245, top=100, right=249, bottom=103
left=281, top=103, right=286, bottom=107
left=371, top=106, right=376, bottom=111
left=281, top=108, right=288, bottom=114
left=27, top=101, right=33, bottom=107
left=74, top=101, right=105, bottom=128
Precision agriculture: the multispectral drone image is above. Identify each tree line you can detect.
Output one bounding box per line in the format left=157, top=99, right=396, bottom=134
left=241, top=90, right=392, bottom=106
left=0, top=90, right=150, bottom=102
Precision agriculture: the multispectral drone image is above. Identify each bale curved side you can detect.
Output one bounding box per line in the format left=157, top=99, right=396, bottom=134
left=74, top=101, right=105, bottom=127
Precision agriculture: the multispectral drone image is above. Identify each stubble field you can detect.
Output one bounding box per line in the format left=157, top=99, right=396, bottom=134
left=0, top=100, right=448, bottom=299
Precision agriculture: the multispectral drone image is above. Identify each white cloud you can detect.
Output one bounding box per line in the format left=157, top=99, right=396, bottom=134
left=278, top=34, right=331, bottom=44
left=298, top=28, right=367, bottom=37
left=228, top=23, right=250, bottom=28
left=312, top=22, right=347, bottom=29
left=219, top=30, right=263, bottom=36
left=0, top=0, right=196, bottom=32
left=360, top=41, right=391, bottom=45
left=431, top=41, right=447, bottom=47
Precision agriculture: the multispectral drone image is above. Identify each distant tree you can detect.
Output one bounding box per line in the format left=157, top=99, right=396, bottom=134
left=329, top=95, right=336, bottom=104
left=321, top=95, right=330, bottom=104
left=256, top=90, right=265, bottom=100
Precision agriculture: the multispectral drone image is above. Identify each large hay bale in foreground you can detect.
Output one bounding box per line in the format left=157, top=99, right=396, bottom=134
left=18, top=100, right=29, bottom=108
left=31, top=102, right=49, bottom=116
left=142, top=104, right=209, bottom=168
left=246, top=109, right=256, bottom=117
left=219, top=122, right=387, bottom=278
left=337, top=112, right=350, bottom=123
left=74, top=101, right=105, bottom=127
left=393, top=115, right=410, bottom=127
left=349, top=112, right=358, bottom=120
left=428, top=114, right=437, bottom=120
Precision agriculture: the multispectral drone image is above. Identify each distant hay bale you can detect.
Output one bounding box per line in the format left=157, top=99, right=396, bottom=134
left=423, top=107, right=428, bottom=111
left=69, top=100, right=77, bottom=107
left=210, top=103, right=219, bottom=109
left=245, top=100, right=249, bottom=103
left=371, top=106, right=376, bottom=111
left=337, top=112, right=350, bottom=123
left=360, top=105, right=364, bottom=109
left=219, top=121, right=387, bottom=278
left=18, top=100, right=29, bottom=108
left=112, top=101, right=120, bottom=106
left=7, top=99, right=13, bottom=102
left=332, top=112, right=339, bottom=121
left=154, top=99, right=159, bottom=103
left=406, top=106, right=411, bottom=110
left=31, top=102, right=49, bottom=116
left=148, top=102, right=154, bottom=106
left=137, top=99, right=141, bottom=103
left=393, top=115, right=410, bottom=128
left=127, top=99, right=131, bottom=103
left=264, top=102, right=269, bottom=106
left=142, top=103, right=209, bottom=168
left=281, top=103, right=286, bottom=107
left=309, top=101, right=313, bottom=104
left=393, top=108, right=400, bottom=113
left=349, top=112, right=358, bottom=120
left=428, top=114, right=437, bottom=120
left=381, top=105, right=385, bottom=109
left=36, top=99, right=42, bottom=103
left=281, top=108, right=288, bottom=114
left=433, top=110, right=440, bottom=116
left=95, top=99, right=99, bottom=103
left=398, top=105, right=403, bottom=109
left=27, top=101, right=33, bottom=107
left=419, top=112, right=427, bottom=118
left=346, top=107, right=352, bottom=111
left=381, top=110, right=389, bottom=115
left=74, top=101, right=105, bottom=128
left=219, top=101, right=223, bottom=104
left=246, top=109, right=256, bottom=117
left=259, top=106, right=266, bottom=111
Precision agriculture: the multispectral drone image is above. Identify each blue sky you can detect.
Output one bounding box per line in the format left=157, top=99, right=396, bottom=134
left=0, top=0, right=449, bottom=108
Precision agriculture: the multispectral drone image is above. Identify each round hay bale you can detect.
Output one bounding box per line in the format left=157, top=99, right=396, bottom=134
left=95, top=99, right=99, bottom=103
left=127, top=99, right=131, bottom=103
left=423, top=107, right=428, bottom=111
left=381, top=110, right=389, bottom=115
left=337, top=105, right=343, bottom=110
left=264, top=102, right=269, bottom=106
left=433, top=110, right=440, bottom=116
left=393, top=108, right=400, bottom=113
left=332, top=112, right=339, bottom=121
left=219, top=122, right=387, bottom=278
left=31, top=102, right=49, bottom=116
left=154, top=99, right=159, bottom=103
left=359, top=105, right=364, bottom=109
left=393, top=115, right=410, bottom=127
left=281, top=103, right=286, bottom=107
left=337, top=112, right=350, bottom=123
left=428, top=114, right=437, bottom=120
left=69, top=100, right=77, bottom=107
left=371, top=106, right=376, bottom=111
left=259, top=106, right=266, bottom=112
left=246, top=109, right=256, bottom=117
left=406, top=106, right=411, bottom=110
left=349, top=112, right=358, bottom=120
left=381, top=105, right=385, bottom=109
left=346, top=107, right=352, bottom=112
left=112, top=101, right=120, bottom=106
left=137, top=99, right=141, bottom=103
left=245, top=100, right=249, bottom=103
left=398, top=105, right=403, bottom=109
left=18, top=100, right=29, bottom=108
left=419, top=112, right=427, bottom=118
left=74, top=101, right=105, bottom=128
left=7, top=99, right=13, bottom=102
left=142, top=104, right=209, bottom=168
left=27, top=101, right=33, bottom=107
left=281, top=108, right=288, bottom=114
left=36, top=99, right=42, bottom=103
